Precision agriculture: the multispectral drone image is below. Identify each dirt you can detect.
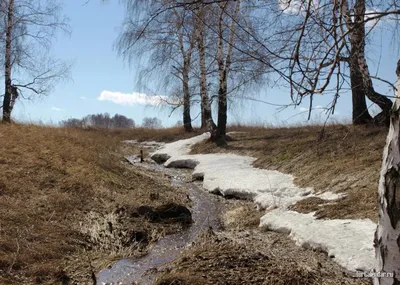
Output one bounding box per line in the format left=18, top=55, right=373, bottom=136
left=155, top=203, right=372, bottom=285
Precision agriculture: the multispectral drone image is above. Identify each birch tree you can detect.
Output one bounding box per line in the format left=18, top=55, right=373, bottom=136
left=374, top=59, right=400, bottom=285
left=205, top=0, right=267, bottom=144
left=0, top=0, right=69, bottom=123
left=118, top=0, right=197, bottom=132
left=249, top=0, right=397, bottom=125
left=194, top=5, right=216, bottom=130
left=173, top=7, right=195, bottom=132
left=214, top=1, right=241, bottom=143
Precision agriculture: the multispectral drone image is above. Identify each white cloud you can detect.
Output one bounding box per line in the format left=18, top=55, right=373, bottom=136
left=299, top=105, right=324, bottom=112
left=97, top=90, right=174, bottom=107
left=51, top=106, right=64, bottom=112
left=364, top=8, right=380, bottom=27
left=279, top=0, right=319, bottom=15
left=80, top=96, right=88, bottom=100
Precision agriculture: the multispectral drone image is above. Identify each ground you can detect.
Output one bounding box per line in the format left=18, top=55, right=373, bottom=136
left=0, top=125, right=192, bottom=284
left=0, top=123, right=383, bottom=284
left=155, top=200, right=371, bottom=285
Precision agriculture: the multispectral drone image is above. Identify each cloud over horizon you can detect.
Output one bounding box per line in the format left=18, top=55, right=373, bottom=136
left=97, top=90, right=173, bottom=107
left=51, top=106, right=64, bottom=112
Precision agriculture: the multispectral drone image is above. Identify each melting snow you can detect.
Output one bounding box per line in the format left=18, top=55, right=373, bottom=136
left=150, top=133, right=377, bottom=272
left=261, top=210, right=376, bottom=272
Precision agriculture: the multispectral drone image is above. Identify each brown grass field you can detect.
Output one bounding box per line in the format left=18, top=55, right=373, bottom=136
left=0, top=124, right=193, bottom=284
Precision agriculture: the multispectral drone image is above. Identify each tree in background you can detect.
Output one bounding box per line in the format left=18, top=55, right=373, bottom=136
left=117, top=0, right=196, bottom=132
left=214, top=1, right=241, bottom=144
left=193, top=3, right=216, bottom=130
left=172, top=5, right=196, bottom=132
left=1, top=0, right=70, bottom=123
left=60, top=118, right=85, bottom=128
left=61, top=113, right=135, bottom=129
left=192, top=0, right=267, bottom=144
left=117, top=0, right=267, bottom=139
left=142, top=117, right=162, bottom=129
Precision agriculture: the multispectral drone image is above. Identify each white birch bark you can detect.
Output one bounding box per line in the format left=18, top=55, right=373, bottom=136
left=374, top=60, right=400, bottom=284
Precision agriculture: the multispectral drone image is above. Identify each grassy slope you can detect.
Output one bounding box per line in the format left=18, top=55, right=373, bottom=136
left=0, top=124, right=190, bottom=284
left=191, top=124, right=387, bottom=221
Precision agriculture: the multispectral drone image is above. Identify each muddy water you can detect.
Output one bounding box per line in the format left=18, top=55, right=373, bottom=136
left=96, top=156, right=222, bottom=285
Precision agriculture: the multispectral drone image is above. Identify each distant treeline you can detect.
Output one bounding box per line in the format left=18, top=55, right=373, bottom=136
left=61, top=113, right=135, bottom=129
left=60, top=114, right=167, bottom=129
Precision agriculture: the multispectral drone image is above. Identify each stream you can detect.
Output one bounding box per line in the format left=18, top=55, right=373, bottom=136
left=96, top=155, right=223, bottom=285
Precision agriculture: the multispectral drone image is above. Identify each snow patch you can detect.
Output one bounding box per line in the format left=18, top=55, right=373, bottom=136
left=123, top=140, right=165, bottom=149
left=314, top=191, right=346, bottom=201
left=260, top=210, right=376, bottom=272
left=151, top=133, right=210, bottom=163
left=149, top=133, right=376, bottom=272
left=163, top=153, right=314, bottom=209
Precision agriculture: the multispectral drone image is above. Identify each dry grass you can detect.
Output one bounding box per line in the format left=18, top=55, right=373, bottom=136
left=0, top=124, right=189, bottom=284
left=155, top=230, right=370, bottom=285
left=191, top=124, right=387, bottom=222
left=93, top=126, right=203, bottom=143
left=222, top=205, right=262, bottom=230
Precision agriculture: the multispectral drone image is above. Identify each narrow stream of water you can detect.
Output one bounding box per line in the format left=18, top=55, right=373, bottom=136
left=96, top=156, right=223, bottom=285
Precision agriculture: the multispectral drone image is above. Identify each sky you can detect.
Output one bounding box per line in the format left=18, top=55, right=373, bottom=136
left=12, top=0, right=400, bottom=127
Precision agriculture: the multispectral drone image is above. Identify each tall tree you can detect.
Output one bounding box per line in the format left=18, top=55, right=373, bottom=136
left=341, top=0, right=392, bottom=124
left=195, top=5, right=216, bottom=131
left=204, top=0, right=266, bottom=144
left=118, top=0, right=197, bottom=132
left=173, top=7, right=195, bottom=132
left=2, top=0, right=14, bottom=123
left=215, top=0, right=241, bottom=143
left=259, top=0, right=395, bottom=125
left=1, top=0, right=69, bottom=123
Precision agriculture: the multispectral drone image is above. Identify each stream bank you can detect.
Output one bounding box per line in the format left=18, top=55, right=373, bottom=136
left=97, top=156, right=223, bottom=285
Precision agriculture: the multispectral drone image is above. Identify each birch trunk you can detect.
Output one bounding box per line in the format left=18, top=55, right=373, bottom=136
left=174, top=8, right=194, bottom=133
left=182, top=58, right=193, bottom=132
left=216, top=6, right=227, bottom=143
left=353, top=0, right=391, bottom=125
left=197, top=13, right=215, bottom=131
left=2, top=0, right=14, bottom=123
left=343, top=0, right=391, bottom=125
left=348, top=8, right=372, bottom=125
left=374, top=60, right=400, bottom=285
left=214, top=1, right=240, bottom=145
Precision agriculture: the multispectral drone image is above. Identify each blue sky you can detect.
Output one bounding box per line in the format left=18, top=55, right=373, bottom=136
left=12, top=0, right=400, bottom=127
